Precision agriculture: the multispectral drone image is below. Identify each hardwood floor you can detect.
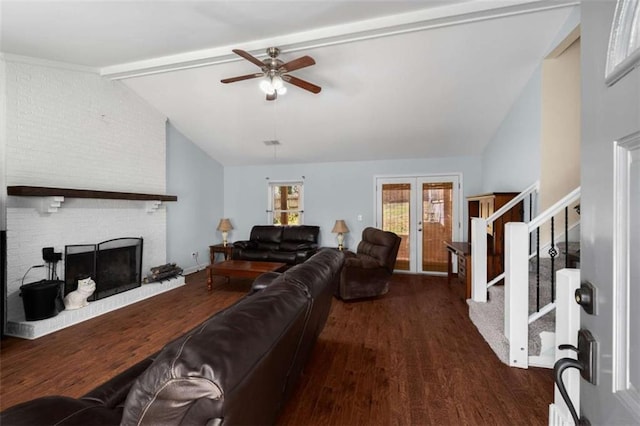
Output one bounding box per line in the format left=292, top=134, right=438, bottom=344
left=0, top=271, right=553, bottom=425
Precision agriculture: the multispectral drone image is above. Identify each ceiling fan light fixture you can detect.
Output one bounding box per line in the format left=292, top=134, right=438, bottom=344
left=224, top=47, right=320, bottom=99
left=259, top=78, right=276, bottom=95
left=260, top=75, right=286, bottom=97
left=272, top=75, right=284, bottom=91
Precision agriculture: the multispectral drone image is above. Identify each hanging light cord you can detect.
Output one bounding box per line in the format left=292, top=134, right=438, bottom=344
left=273, top=101, right=278, bottom=159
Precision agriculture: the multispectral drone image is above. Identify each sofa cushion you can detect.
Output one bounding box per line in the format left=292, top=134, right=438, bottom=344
left=233, top=240, right=256, bottom=250
left=282, top=225, right=320, bottom=243
left=277, top=249, right=344, bottom=401
left=121, top=281, right=310, bottom=426
left=255, top=241, right=280, bottom=251
left=250, top=226, right=283, bottom=243
left=0, top=397, right=123, bottom=426
left=236, top=250, right=270, bottom=261
left=358, top=240, right=391, bottom=268
left=279, top=241, right=316, bottom=252
left=268, top=250, right=298, bottom=264
left=344, top=253, right=382, bottom=269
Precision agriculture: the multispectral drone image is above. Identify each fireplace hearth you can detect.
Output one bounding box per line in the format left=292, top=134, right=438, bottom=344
left=65, top=237, right=143, bottom=301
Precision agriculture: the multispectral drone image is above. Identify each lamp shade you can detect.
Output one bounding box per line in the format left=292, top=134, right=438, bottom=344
left=331, top=220, right=349, bottom=234
left=216, top=218, right=233, bottom=232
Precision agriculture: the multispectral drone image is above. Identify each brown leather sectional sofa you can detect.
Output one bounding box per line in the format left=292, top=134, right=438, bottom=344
left=0, top=249, right=344, bottom=426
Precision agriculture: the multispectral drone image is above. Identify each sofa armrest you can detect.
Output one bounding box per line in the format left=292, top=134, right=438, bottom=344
left=250, top=272, right=283, bottom=294
left=82, top=357, right=155, bottom=408
left=233, top=240, right=256, bottom=250
left=342, top=250, right=357, bottom=259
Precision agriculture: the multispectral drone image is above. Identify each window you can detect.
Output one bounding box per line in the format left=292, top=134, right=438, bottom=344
left=267, top=182, right=303, bottom=225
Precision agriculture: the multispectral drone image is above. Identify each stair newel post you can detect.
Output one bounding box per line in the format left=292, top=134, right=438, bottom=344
left=505, top=222, right=529, bottom=369
left=471, top=217, right=488, bottom=302
left=550, top=269, right=581, bottom=422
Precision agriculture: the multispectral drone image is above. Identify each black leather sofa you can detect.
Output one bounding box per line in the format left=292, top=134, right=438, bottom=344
left=233, top=225, right=320, bottom=265
left=0, top=249, right=344, bottom=426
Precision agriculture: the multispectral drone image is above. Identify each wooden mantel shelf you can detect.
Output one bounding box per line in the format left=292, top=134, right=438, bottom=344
left=7, top=186, right=177, bottom=202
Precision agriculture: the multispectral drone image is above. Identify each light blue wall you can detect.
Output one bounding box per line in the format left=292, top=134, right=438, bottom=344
left=166, top=121, right=224, bottom=273
left=481, top=67, right=542, bottom=192
left=224, top=156, right=482, bottom=248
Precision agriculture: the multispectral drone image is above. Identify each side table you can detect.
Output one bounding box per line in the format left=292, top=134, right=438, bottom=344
left=209, top=244, right=233, bottom=264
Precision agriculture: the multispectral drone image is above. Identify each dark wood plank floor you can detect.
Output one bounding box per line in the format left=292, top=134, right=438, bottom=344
left=0, top=271, right=553, bottom=425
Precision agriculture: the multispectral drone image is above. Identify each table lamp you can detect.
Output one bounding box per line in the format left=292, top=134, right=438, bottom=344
left=217, top=218, right=233, bottom=246
left=331, top=220, right=349, bottom=251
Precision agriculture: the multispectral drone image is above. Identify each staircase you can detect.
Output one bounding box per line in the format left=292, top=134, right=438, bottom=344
left=468, top=185, right=580, bottom=369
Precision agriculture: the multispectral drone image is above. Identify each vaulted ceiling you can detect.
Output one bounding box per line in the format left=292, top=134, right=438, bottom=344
left=1, top=1, right=578, bottom=166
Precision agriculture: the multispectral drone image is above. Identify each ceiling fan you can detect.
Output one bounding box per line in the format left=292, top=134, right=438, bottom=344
left=221, top=47, right=321, bottom=101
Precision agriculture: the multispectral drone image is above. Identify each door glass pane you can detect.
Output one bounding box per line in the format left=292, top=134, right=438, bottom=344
left=422, top=182, right=453, bottom=272
left=381, top=183, right=410, bottom=270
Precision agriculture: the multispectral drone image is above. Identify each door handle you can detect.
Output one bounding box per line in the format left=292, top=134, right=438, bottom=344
left=553, top=329, right=597, bottom=426
left=554, top=357, right=588, bottom=425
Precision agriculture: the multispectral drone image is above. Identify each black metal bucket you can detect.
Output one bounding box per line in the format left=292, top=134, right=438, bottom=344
left=20, top=280, right=65, bottom=321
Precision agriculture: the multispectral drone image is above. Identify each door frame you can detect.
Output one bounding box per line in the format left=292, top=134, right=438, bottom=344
left=374, top=173, right=463, bottom=274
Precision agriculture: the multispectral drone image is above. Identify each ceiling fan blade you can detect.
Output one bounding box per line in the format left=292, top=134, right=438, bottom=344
left=221, top=73, right=263, bottom=84
left=282, top=75, right=322, bottom=94
left=266, top=92, right=277, bottom=101
left=233, top=49, right=265, bottom=69
left=279, top=55, right=315, bottom=73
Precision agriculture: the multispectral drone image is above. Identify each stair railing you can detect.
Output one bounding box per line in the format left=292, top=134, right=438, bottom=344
left=504, top=187, right=581, bottom=368
left=471, top=181, right=539, bottom=302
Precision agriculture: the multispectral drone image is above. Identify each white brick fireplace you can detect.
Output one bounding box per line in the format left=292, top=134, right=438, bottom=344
left=2, top=59, right=180, bottom=338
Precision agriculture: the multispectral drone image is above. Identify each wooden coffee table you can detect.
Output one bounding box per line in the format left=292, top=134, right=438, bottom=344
left=207, top=260, right=287, bottom=290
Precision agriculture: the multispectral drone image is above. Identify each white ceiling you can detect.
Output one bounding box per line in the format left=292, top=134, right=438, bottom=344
left=1, top=1, right=578, bottom=166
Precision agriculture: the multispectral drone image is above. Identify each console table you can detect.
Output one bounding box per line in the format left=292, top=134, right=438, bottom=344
left=444, top=241, right=471, bottom=301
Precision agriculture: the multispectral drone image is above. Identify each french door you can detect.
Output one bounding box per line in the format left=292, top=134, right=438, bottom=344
left=375, top=175, right=461, bottom=274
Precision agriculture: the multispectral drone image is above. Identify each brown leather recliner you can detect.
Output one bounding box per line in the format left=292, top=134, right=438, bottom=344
left=335, top=227, right=401, bottom=301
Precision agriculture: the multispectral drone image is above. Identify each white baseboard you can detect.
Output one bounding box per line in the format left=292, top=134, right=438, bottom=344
left=182, top=264, right=207, bottom=275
